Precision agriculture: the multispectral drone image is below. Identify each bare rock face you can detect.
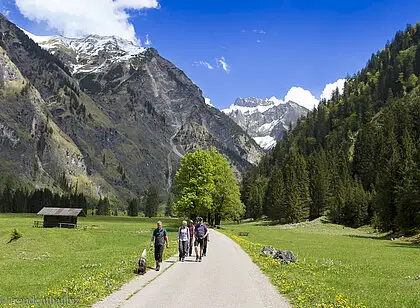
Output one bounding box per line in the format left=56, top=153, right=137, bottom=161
left=260, top=246, right=277, bottom=257
left=261, top=246, right=297, bottom=263
left=0, top=15, right=263, bottom=199
left=273, top=250, right=297, bottom=263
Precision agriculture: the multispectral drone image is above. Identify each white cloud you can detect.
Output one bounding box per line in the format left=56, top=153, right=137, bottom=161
left=256, top=40, right=261, bottom=43
left=3, top=10, right=10, bottom=16
left=14, top=0, right=159, bottom=43
left=194, top=61, right=214, bottom=70
left=268, top=96, right=284, bottom=105
left=205, top=97, right=214, bottom=107
left=252, top=29, right=266, bottom=34
left=284, top=87, right=319, bottom=110
left=320, top=78, right=346, bottom=101
left=217, top=56, right=230, bottom=73
left=144, top=34, right=152, bottom=46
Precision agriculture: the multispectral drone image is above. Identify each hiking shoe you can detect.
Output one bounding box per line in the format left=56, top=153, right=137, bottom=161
left=156, top=265, right=160, bottom=271
left=181, top=257, right=185, bottom=262
left=203, top=253, right=206, bottom=257
left=199, top=257, right=202, bottom=262
left=195, top=257, right=199, bottom=262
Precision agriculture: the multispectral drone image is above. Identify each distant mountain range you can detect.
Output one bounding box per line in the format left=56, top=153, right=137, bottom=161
left=222, top=97, right=309, bottom=149
left=0, top=15, right=263, bottom=201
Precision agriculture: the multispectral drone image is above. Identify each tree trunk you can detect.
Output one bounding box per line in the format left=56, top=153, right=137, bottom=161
left=215, top=215, right=221, bottom=226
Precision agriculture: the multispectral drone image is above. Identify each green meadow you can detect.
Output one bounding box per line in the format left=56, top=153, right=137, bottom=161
left=0, top=214, right=180, bottom=307
left=221, top=219, right=420, bottom=308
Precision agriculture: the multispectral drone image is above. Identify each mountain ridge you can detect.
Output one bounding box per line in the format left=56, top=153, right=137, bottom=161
left=0, top=15, right=263, bottom=203
left=222, top=97, right=308, bottom=149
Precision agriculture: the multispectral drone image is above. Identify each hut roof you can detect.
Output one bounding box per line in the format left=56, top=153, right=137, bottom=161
left=37, top=207, right=83, bottom=217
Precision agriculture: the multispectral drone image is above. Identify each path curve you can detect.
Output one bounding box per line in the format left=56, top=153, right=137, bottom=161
left=94, top=230, right=290, bottom=308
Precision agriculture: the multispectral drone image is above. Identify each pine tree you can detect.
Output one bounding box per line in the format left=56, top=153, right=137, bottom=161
left=308, top=148, right=329, bottom=219
left=395, top=130, right=420, bottom=232
left=375, top=129, right=400, bottom=231
left=264, top=166, right=286, bottom=221
left=327, top=151, right=351, bottom=224
left=353, top=123, right=379, bottom=190
left=343, top=180, right=372, bottom=227
left=414, top=45, right=420, bottom=76
left=127, top=198, right=139, bottom=216
left=247, top=176, right=267, bottom=220
left=145, top=186, right=160, bottom=218
left=165, top=194, right=174, bottom=217
left=283, top=150, right=310, bottom=223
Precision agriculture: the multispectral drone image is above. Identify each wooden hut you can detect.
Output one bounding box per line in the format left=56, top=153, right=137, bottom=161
left=37, top=207, right=83, bottom=228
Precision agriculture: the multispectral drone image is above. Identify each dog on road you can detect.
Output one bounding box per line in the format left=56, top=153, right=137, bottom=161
left=138, top=248, right=147, bottom=275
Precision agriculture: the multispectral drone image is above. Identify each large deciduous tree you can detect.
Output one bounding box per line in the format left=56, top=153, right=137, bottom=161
left=209, top=149, right=244, bottom=225
left=173, top=148, right=215, bottom=219
left=173, top=148, right=244, bottom=223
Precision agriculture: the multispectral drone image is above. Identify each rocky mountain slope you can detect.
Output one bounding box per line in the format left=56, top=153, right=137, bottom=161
left=222, top=97, right=308, bottom=149
left=0, top=15, right=263, bottom=202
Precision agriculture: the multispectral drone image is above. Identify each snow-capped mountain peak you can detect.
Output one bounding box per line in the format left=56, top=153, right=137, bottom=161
left=222, top=97, right=285, bottom=115
left=22, top=29, right=146, bottom=74
left=223, top=97, right=308, bottom=150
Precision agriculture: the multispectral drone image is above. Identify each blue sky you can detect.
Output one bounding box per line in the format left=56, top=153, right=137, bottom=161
left=2, top=0, right=420, bottom=109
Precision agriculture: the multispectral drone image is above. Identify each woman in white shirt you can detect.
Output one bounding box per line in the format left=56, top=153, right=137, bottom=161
left=177, top=220, right=190, bottom=262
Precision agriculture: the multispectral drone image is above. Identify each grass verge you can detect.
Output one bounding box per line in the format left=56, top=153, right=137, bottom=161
left=0, top=214, right=180, bottom=307
left=220, top=219, right=419, bottom=308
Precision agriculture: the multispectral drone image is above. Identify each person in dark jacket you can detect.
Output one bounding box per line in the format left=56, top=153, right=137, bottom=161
left=151, top=221, right=168, bottom=271
left=194, top=217, right=209, bottom=262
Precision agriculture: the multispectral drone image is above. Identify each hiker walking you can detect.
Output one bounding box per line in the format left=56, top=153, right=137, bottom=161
left=151, top=221, right=168, bottom=271
left=188, top=220, right=194, bottom=256
left=178, top=220, right=190, bottom=262
left=194, top=217, right=209, bottom=262
left=203, top=230, right=209, bottom=256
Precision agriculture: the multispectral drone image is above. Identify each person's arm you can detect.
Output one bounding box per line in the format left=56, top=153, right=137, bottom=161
left=177, top=227, right=180, bottom=242
left=204, top=226, right=209, bottom=239
left=164, top=229, right=169, bottom=248
left=150, top=230, right=155, bottom=246
left=187, top=228, right=190, bottom=241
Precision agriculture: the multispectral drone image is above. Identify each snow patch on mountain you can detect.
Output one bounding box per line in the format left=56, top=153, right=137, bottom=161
left=221, top=97, right=284, bottom=115
left=254, top=136, right=277, bottom=150
left=22, top=29, right=146, bottom=74
left=223, top=97, right=308, bottom=150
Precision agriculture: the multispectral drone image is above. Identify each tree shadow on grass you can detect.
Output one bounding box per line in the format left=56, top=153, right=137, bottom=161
left=255, top=220, right=281, bottom=226
left=345, top=234, right=390, bottom=240
left=387, top=242, right=420, bottom=249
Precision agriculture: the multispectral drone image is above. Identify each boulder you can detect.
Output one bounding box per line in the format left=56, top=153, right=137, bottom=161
left=260, top=246, right=276, bottom=257
left=273, top=250, right=297, bottom=263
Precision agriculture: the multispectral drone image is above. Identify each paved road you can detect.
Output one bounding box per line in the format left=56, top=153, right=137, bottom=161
left=95, top=230, right=289, bottom=308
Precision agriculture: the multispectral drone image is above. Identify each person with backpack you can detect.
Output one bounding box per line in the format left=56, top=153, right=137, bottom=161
left=150, top=221, right=168, bottom=271
left=188, top=220, right=194, bottom=256
left=194, top=217, right=209, bottom=262
left=177, top=220, right=190, bottom=262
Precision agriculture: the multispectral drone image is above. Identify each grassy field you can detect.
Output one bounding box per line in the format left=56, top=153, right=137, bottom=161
left=0, top=214, right=181, bottom=307
left=221, top=219, right=419, bottom=308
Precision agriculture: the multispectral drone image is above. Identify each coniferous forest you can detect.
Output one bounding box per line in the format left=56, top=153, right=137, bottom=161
left=242, top=23, right=420, bottom=234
